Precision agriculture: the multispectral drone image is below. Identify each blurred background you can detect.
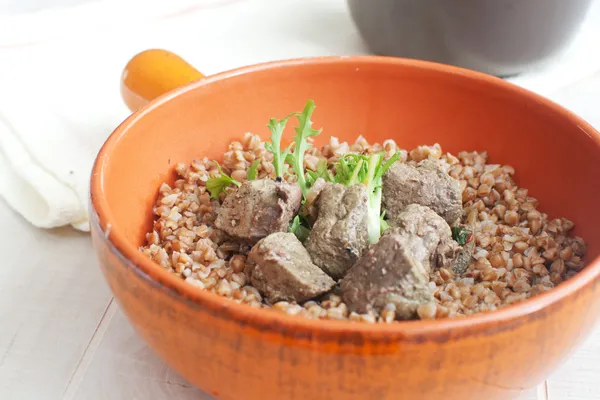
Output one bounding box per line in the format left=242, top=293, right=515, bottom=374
left=1, top=0, right=599, bottom=127
left=0, top=0, right=95, bottom=13
left=1, top=0, right=599, bottom=228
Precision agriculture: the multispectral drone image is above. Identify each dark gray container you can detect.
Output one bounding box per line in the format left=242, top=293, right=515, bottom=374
left=347, top=0, right=594, bottom=77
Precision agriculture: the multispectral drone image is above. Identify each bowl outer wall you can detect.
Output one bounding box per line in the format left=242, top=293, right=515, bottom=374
left=90, top=56, right=600, bottom=400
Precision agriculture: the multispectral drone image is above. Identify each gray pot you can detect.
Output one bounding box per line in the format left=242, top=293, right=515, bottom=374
left=347, top=0, right=594, bottom=77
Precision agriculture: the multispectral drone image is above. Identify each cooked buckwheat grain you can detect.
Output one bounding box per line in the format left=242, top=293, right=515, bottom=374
left=140, top=133, right=587, bottom=323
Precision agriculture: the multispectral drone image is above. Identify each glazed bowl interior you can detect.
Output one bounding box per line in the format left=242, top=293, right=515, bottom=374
left=93, top=56, right=600, bottom=331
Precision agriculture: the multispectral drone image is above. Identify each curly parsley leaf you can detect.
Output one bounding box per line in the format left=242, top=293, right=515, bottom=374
left=263, top=100, right=323, bottom=194
left=380, top=210, right=390, bottom=234
left=289, top=214, right=311, bottom=242
left=332, top=154, right=367, bottom=186
left=247, top=159, right=260, bottom=181
left=206, top=161, right=241, bottom=199
left=287, top=100, right=322, bottom=196
left=265, top=114, right=296, bottom=178
left=372, top=151, right=402, bottom=185
left=306, top=159, right=333, bottom=186
left=331, top=151, right=401, bottom=244
left=452, top=227, right=473, bottom=246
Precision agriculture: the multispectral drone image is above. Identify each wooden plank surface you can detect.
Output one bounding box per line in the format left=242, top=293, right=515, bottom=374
left=547, top=325, right=600, bottom=400
left=1, top=1, right=600, bottom=399
left=0, top=203, right=112, bottom=400
left=67, top=305, right=211, bottom=400
left=517, top=388, right=544, bottom=400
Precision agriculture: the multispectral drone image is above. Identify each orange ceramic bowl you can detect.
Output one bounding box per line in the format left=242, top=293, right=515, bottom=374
left=91, top=56, right=600, bottom=400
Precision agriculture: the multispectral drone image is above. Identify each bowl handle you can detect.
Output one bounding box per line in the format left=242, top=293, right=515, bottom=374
left=120, top=49, right=204, bottom=112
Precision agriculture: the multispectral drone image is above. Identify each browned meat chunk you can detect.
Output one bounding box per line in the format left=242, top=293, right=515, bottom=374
left=387, top=204, right=460, bottom=272
left=215, top=179, right=302, bottom=243
left=248, top=232, right=335, bottom=303
left=304, top=183, right=369, bottom=279
left=340, top=233, right=434, bottom=320
left=382, top=159, right=462, bottom=225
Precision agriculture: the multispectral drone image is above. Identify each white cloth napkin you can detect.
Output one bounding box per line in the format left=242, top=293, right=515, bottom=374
left=1, top=0, right=600, bottom=232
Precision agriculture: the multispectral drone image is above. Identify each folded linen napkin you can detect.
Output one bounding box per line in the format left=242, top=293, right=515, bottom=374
left=0, top=0, right=599, bottom=232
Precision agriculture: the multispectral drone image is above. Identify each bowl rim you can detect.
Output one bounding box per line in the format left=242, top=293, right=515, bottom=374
left=91, top=55, right=600, bottom=340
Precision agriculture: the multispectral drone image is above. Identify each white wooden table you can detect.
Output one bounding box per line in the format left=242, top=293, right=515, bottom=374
left=1, top=0, right=600, bottom=398
left=0, top=192, right=599, bottom=400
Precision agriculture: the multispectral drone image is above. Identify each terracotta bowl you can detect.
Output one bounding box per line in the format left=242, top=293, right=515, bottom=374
left=91, top=51, right=600, bottom=400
